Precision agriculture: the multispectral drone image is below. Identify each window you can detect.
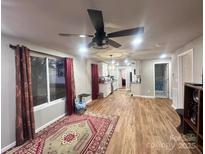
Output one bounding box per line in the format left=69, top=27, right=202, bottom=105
left=31, top=57, right=48, bottom=106
left=49, top=59, right=65, bottom=101
left=31, top=55, right=65, bottom=107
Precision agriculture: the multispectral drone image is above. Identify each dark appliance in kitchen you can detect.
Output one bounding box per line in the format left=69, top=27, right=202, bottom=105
left=122, top=78, right=126, bottom=87
left=110, top=76, right=114, bottom=94
left=130, top=72, right=132, bottom=83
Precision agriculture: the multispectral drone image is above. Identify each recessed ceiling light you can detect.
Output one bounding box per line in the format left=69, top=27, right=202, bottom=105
left=132, top=36, right=143, bottom=46
left=79, top=35, right=86, bottom=38
left=160, top=54, right=167, bottom=59
left=79, top=46, right=88, bottom=52
left=124, top=59, right=128, bottom=63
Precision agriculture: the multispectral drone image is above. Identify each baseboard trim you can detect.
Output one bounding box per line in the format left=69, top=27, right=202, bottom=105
left=35, top=113, right=66, bottom=133
left=132, top=94, right=155, bottom=98
left=86, top=99, right=92, bottom=105
left=1, top=141, right=16, bottom=153
left=172, top=104, right=177, bottom=109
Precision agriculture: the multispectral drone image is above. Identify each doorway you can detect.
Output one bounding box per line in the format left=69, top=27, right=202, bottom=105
left=119, top=68, right=126, bottom=88
left=154, top=63, right=169, bottom=98
left=178, top=49, right=193, bottom=108
left=122, top=78, right=126, bottom=88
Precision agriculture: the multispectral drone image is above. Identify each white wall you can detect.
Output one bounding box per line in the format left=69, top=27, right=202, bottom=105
left=73, top=57, right=92, bottom=96
left=171, top=35, right=203, bottom=109
left=140, top=59, right=172, bottom=97
left=1, top=34, right=92, bottom=151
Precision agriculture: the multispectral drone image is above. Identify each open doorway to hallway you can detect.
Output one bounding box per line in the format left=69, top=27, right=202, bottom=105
left=119, top=68, right=126, bottom=89
left=154, top=63, right=169, bottom=98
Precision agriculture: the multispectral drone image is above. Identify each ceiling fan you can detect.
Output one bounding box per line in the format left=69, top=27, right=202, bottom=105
left=59, top=9, right=144, bottom=49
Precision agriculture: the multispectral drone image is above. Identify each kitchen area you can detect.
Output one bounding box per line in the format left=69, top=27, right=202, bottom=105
left=98, top=60, right=142, bottom=98
left=98, top=62, right=118, bottom=98
left=130, top=61, right=142, bottom=97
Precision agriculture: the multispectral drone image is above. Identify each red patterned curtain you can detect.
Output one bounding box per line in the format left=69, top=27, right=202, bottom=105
left=64, top=58, right=76, bottom=115
left=91, top=64, right=99, bottom=100
left=15, top=45, right=35, bottom=146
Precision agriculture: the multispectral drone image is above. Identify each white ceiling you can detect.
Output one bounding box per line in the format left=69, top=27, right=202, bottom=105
left=2, top=0, right=202, bottom=61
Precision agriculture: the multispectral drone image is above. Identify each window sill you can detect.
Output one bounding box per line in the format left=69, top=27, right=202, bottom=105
left=34, top=98, right=66, bottom=112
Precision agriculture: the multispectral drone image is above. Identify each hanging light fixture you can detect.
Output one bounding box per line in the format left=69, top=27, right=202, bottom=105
left=109, top=54, right=115, bottom=64
left=109, top=55, right=116, bottom=70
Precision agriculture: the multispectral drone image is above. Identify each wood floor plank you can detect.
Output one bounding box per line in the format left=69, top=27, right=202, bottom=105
left=86, top=89, right=193, bottom=154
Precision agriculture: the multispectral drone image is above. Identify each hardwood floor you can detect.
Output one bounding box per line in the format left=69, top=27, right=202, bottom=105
left=86, top=89, right=193, bottom=154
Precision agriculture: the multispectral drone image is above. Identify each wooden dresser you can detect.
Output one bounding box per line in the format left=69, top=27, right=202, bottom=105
left=184, top=83, right=203, bottom=152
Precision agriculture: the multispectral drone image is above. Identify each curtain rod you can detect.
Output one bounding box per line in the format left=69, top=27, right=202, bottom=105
left=9, top=44, right=65, bottom=59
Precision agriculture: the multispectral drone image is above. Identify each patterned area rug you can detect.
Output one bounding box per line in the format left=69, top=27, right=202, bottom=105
left=6, top=112, right=119, bottom=154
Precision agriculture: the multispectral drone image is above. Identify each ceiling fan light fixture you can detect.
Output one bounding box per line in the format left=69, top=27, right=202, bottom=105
left=93, top=43, right=109, bottom=49
left=59, top=9, right=144, bottom=49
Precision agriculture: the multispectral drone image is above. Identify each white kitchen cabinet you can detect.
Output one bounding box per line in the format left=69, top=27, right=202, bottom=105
left=98, top=62, right=108, bottom=77
left=113, top=81, right=118, bottom=91
left=109, top=65, right=117, bottom=77
left=135, top=60, right=141, bottom=75
left=99, top=82, right=111, bottom=98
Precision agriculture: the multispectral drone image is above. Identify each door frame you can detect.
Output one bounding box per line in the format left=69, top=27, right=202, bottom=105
left=153, top=61, right=171, bottom=98
left=177, top=48, right=193, bottom=108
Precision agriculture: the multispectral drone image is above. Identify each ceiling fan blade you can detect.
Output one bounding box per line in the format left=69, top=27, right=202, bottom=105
left=87, top=9, right=104, bottom=33
left=107, top=27, right=144, bottom=38
left=108, top=39, right=121, bottom=48
left=59, top=33, right=93, bottom=37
